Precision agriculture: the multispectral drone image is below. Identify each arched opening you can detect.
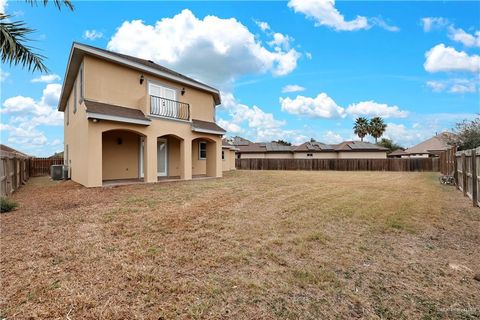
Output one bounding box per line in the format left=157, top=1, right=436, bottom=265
left=102, top=129, right=145, bottom=183
left=156, top=134, right=185, bottom=180
left=192, top=137, right=218, bottom=178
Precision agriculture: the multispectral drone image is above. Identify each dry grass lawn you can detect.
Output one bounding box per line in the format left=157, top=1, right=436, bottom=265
left=1, top=171, right=479, bottom=319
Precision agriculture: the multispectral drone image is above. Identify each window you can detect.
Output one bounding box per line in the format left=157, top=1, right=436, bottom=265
left=73, top=81, right=77, bottom=114
left=79, top=65, right=84, bottom=102
left=66, top=101, right=69, bottom=125
left=199, top=142, right=207, bottom=160
left=222, top=150, right=225, bottom=160
left=307, top=153, right=313, bottom=157
left=65, top=144, right=68, bottom=165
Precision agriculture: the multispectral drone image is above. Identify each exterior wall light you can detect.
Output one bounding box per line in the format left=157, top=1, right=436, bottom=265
left=92, top=119, right=98, bottom=123
left=181, top=87, right=185, bottom=95
left=140, top=74, right=145, bottom=85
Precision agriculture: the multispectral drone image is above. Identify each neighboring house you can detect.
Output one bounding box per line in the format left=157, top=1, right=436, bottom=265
left=402, top=132, right=453, bottom=158
left=233, top=137, right=388, bottom=159
left=333, top=141, right=388, bottom=159
left=221, top=139, right=238, bottom=171
left=58, top=43, right=225, bottom=187
left=387, top=149, right=407, bottom=158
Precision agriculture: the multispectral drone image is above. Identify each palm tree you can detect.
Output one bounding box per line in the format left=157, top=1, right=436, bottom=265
left=1, top=0, right=74, bottom=73
left=353, top=117, right=369, bottom=141
left=369, top=116, right=387, bottom=143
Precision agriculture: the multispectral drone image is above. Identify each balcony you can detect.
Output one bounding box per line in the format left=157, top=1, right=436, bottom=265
left=150, top=95, right=190, bottom=121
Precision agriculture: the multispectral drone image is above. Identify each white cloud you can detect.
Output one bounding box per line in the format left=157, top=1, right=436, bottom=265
left=371, top=17, right=400, bottom=32
left=0, top=0, right=7, bottom=13
left=0, top=70, right=9, bottom=82
left=218, top=118, right=243, bottom=134
left=1, top=83, right=63, bottom=126
left=282, top=84, right=306, bottom=93
left=83, top=29, right=103, bottom=41
left=448, top=27, right=480, bottom=48
left=107, top=9, right=300, bottom=90
left=426, top=80, right=446, bottom=92
left=219, top=94, right=307, bottom=143
left=323, top=130, right=343, bottom=144
left=288, top=0, right=369, bottom=31
left=280, top=93, right=346, bottom=119
left=268, top=32, right=293, bottom=50
left=31, top=74, right=61, bottom=83
left=346, top=101, right=409, bottom=118
left=424, top=44, right=480, bottom=73
left=421, top=17, right=449, bottom=32
left=255, top=20, right=270, bottom=32
left=426, top=78, right=478, bottom=94
left=306, top=52, right=313, bottom=59
left=421, top=17, right=480, bottom=48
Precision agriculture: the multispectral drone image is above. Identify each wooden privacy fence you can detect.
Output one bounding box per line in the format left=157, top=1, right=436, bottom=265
left=439, top=146, right=456, bottom=175
left=1, top=151, right=30, bottom=197
left=29, top=157, right=64, bottom=177
left=455, top=147, right=479, bottom=207
left=236, top=158, right=439, bottom=172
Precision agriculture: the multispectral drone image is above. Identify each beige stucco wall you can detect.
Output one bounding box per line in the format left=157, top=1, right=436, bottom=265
left=83, top=56, right=215, bottom=122
left=293, top=152, right=337, bottom=159
left=337, top=151, right=387, bottom=159
left=222, top=149, right=236, bottom=171
left=102, top=130, right=140, bottom=180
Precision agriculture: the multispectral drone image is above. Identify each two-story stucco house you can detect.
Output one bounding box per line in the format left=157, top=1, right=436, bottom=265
left=58, top=43, right=227, bottom=187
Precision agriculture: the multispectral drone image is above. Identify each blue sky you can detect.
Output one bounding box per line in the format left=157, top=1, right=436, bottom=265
left=1, top=0, right=479, bottom=156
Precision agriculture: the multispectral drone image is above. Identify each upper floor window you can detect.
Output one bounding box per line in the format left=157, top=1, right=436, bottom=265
left=73, top=81, right=77, bottom=114
left=307, top=153, right=313, bottom=157
left=222, top=150, right=225, bottom=160
left=79, top=65, right=84, bottom=102
left=199, top=142, right=207, bottom=160
left=66, top=101, right=69, bottom=125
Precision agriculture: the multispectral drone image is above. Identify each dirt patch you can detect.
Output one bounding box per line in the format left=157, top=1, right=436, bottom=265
left=1, top=172, right=479, bottom=319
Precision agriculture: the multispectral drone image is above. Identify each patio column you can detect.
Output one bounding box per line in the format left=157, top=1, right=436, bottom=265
left=144, top=135, right=157, bottom=183
left=206, top=139, right=222, bottom=178
left=87, top=129, right=102, bottom=187
left=180, top=139, right=192, bottom=180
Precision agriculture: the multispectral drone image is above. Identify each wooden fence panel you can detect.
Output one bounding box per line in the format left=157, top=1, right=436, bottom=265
left=29, top=157, right=64, bottom=177
left=454, top=147, right=480, bottom=207
left=0, top=151, right=30, bottom=197
left=235, top=158, right=439, bottom=172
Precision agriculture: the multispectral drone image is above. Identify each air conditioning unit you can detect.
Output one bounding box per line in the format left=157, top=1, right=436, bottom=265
left=51, top=165, right=69, bottom=180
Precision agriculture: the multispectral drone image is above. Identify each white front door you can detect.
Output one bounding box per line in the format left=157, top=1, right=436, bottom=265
left=157, top=138, right=167, bottom=177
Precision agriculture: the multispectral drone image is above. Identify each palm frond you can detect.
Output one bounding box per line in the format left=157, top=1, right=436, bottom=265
left=0, top=14, right=48, bottom=73
left=24, top=0, right=74, bottom=11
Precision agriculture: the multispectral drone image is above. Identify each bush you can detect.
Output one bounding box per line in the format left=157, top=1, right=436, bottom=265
left=1, top=197, right=18, bottom=213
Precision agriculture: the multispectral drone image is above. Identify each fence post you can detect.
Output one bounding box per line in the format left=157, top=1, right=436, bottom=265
left=462, top=153, right=467, bottom=197
left=472, top=149, right=478, bottom=207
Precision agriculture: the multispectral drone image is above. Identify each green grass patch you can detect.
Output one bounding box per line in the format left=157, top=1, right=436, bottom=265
left=1, top=197, right=17, bottom=213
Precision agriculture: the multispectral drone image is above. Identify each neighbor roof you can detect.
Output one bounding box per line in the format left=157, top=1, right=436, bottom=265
left=387, top=149, right=407, bottom=157
left=404, top=132, right=453, bottom=155
left=333, top=141, right=388, bottom=152
left=293, top=141, right=334, bottom=152
left=58, top=42, right=221, bottom=111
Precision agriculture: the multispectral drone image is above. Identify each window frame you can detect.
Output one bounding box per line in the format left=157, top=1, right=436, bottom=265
left=79, top=64, right=84, bottom=102
left=73, top=80, right=77, bottom=114
left=66, top=101, right=69, bottom=125
left=199, top=141, right=207, bottom=160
